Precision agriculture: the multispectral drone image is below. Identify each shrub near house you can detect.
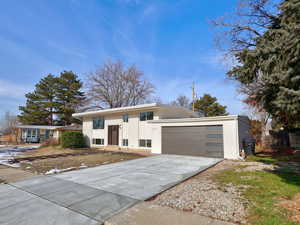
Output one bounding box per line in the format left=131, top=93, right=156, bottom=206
left=61, top=131, right=85, bottom=148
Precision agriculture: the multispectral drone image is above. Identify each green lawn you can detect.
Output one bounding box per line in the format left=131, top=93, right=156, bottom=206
left=246, top=154, right=300, bottom=164
left=215, top=154, right=300, bottom=225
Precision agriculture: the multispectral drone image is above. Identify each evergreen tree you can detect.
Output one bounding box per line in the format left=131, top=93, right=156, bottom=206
left=19, top=72, right=85, bottom=125
left=55, top=71, right=85, bottom=125
left=194, top=94, right=228, bottom=117
left=19, top=74, right=58, bottom=125
left=228, top=0, right=300, bottom=129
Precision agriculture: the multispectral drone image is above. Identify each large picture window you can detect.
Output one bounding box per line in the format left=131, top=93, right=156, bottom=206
left=93, top=117, right=105, bottom=129
left=139, top=112, right=154, bottom=121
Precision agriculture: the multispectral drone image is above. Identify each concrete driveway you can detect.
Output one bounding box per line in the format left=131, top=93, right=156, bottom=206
left=1, top=155, right=222, bottom=225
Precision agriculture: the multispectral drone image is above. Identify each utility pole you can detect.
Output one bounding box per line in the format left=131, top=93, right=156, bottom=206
left=192, top=82, right=196, bottom=112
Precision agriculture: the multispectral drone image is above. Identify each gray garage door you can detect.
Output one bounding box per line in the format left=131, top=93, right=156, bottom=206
left=162, top=125, right=224, bottom=158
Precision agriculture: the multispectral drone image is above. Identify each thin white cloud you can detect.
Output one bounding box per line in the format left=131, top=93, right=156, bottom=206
left=199, top=51, right=238, bottom=70
left=0, top=79, right=32, bottom=99
left=116, top=0, right=142, bottom=5
left=47, top=41, right=87, bottom=59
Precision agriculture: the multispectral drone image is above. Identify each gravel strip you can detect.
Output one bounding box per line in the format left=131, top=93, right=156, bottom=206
left=149, top=160, right=248, bottom=224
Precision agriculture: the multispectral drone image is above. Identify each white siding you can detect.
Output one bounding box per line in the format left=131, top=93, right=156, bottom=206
left=82, top=117, right=93, bottom=146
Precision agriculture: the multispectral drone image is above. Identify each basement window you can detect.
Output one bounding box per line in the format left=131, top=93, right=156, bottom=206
left=139, top=139, right=152, bottom=148
left=93, top=138, right=104, bottom=145
left=122, top=139, right=128, bottom=146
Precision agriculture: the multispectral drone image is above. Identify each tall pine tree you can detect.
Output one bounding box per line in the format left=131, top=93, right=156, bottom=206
left=19, top=74, right=58, bottom=125
left=55, top=71, right=85, bottom=125
left=19, top=72, right=85, bottom=125
left=194, top=94, right=228, bottom=117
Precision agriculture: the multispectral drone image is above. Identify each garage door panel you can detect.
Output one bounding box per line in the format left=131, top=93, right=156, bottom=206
left=162, top=126, right=224, bottom=158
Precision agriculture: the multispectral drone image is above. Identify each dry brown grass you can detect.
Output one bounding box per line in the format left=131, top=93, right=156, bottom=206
left=17, top=145, right=91, bottom=158
left=19, top=150, right=144, bottom=174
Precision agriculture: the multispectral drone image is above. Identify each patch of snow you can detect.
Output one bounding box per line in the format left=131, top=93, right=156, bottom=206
left=79, top=163, right=87, bottom=168
left=45, top=163, right=89, bottom=175
left=45, top=167, right=77, bottom=175
left=0, top=145, right=39, bottom=167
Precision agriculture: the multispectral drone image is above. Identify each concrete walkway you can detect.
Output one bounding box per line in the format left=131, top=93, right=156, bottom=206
left=1, top=155, right=222, bottom=225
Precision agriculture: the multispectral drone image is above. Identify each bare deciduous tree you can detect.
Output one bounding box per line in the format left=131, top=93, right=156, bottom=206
left=211, top=0, right=279, bottom=55
left=0, top=111, right=19, bottom=143
left=170, top=95, right=190, bottom=109
left=86, top=61, right=155, bottom=109
left=0, top=111, right=18, bottom=135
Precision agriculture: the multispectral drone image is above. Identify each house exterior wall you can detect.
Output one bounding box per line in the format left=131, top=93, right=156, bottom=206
left=237, top=116, right=251, bottom=152
left=83, top=110, right=159, bottom=149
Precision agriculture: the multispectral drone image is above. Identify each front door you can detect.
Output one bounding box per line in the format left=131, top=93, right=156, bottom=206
left=108, top=125, right=119, bottom=145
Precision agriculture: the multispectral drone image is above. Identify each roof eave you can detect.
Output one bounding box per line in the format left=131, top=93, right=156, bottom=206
left=148, top=115, right=242, bottom=123
left=72, top=103, right=161, bottom=118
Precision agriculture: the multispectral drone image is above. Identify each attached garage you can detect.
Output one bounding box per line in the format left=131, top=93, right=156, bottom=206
left=162, top=125, right=224, bottom=158
left=149, top=115, right=251, bottom=160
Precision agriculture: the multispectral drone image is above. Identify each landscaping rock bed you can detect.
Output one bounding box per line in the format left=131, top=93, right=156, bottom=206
left=149, top=160, right=248, bottom=224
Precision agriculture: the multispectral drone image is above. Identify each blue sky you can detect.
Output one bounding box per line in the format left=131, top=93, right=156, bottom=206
left=0, top=0, right=245, bottom=117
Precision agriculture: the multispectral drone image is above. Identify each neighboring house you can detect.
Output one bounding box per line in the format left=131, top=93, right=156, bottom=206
left=16, top=124, right=82, bottom=143
left=73, top=103, right=251, bottom=159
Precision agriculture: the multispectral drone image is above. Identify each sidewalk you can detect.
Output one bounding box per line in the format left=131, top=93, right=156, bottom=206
left=105, top=202, right=235, bottom=225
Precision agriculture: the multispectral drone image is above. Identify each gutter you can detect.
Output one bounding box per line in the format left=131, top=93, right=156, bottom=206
left=148, top=115, right=240, bottom=123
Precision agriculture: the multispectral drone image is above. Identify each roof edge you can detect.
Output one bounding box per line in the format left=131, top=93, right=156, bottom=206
left=148, top=115, right=247, bottom=123
left=72, top=103, right=191, bottom=118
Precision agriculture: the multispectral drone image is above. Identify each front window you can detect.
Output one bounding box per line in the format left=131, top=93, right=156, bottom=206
left=93, top=117, right=105, bottom=129
left=27, top=129, right=32, bottom=137
left=140, top=112, right=154, bottom=121
left=32, top=129, right=36, bottom=138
